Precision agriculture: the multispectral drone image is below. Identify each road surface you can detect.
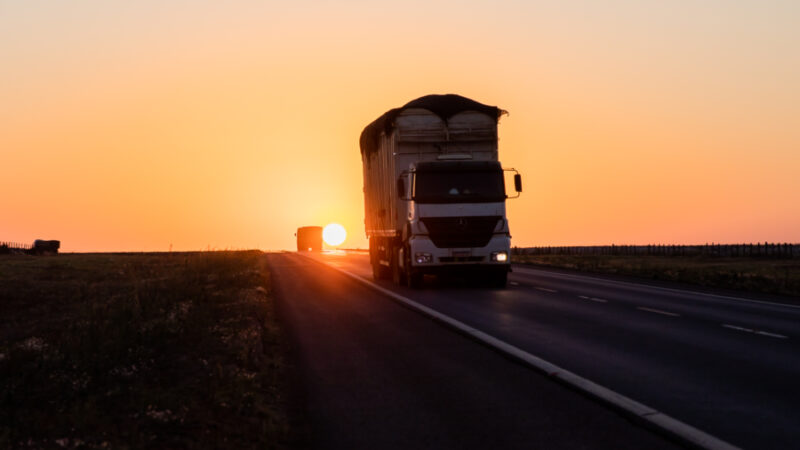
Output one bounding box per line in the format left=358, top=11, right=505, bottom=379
left=283, top=251, right=800, bottom=449
left=269, top=252, right=683, bottom=449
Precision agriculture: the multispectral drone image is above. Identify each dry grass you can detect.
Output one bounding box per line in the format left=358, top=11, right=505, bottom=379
left=513, top=254, right=800, bottom=297
left=0, top=251, right=289, bottom=449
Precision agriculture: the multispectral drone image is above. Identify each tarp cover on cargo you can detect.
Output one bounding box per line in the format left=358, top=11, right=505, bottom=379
left=359, top=94, right=503, bottom=156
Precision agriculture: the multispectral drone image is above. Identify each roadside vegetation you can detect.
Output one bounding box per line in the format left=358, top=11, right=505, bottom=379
left=0, top=251, right=289, bottom=449
left=512, top=254, right=800, bottom=297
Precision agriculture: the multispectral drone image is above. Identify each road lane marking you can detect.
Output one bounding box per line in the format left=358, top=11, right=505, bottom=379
left=535, top=287, right=558, bottom=293
left=756, top=331, right=788, bottom=339
left=299, top=254, right=739, bottom=450
left=512, top=265, right=800, bottom=310
left=578, top=295, right=608, bottom=303
left=636, top=307, right=680, bottom=317
left=722, top=324, right=753, bottom=333
left=510, top=281, right=519, bottom=286
left=722, top=324, right=788, bottom=339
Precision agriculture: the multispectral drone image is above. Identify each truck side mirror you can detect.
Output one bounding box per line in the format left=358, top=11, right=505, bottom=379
left=514, top=174, right=522, bottom=193
left=396, top=178, right=406, bottom=198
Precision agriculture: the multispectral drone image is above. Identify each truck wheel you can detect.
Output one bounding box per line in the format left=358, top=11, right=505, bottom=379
left=404, top=246, right=423, bottom=288
left=372, top=260, right=389, bottom=280
left=391, top=246, right=405, bottom=285
left=370, top=237, right=390, bottom=280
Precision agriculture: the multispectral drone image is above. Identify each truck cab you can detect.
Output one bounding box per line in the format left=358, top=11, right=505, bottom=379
left=397, top=159, right=518, bottom=286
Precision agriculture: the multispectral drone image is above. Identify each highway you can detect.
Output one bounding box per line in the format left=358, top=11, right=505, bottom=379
left=270, top=251, right=800, bottom=449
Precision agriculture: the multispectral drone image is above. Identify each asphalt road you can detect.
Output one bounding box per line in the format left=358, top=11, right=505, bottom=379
left=293, top=251, right=800, bottom=450
left=268, top=253, right=681, bottom=450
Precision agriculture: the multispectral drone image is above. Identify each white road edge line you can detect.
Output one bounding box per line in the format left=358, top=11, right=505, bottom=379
left=513, top=265, right=800, bottom=310
left=722, top=324, right=788, bottom=339
left=535, top=287, right=558, bottom=293
left=300, top=254, right=739, bottom=450
left=636, top=307, right=681, bottom=317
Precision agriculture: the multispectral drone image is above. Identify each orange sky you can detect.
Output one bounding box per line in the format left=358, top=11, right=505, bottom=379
left=2, top=1, right=799, bottom=252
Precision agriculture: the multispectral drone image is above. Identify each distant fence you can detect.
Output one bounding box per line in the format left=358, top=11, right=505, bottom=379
left=1, top=240, right=60, bottom=255
left=0, top=241, right=33, bottom=253
left=514, top=243, right=800, bottom=259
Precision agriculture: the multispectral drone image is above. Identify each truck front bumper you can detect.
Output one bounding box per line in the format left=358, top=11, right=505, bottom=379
left=407, top=234, right=511, bottom=274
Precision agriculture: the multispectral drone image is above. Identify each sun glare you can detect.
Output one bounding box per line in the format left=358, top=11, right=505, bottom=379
left=323, top=223, right=346, bottom=247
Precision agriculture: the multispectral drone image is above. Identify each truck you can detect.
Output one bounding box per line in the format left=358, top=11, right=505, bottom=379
left=296, top=226, right=323, bottom=252
left=360, top=94, right=522, bottom=288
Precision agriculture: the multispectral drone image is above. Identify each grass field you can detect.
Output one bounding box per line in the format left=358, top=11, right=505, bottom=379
left=513, top=254, right=800, bottom=297
left=0, top=251, right=289, bottom=449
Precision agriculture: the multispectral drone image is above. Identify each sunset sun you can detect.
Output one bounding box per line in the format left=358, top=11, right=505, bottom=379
left=322, top=223, right=346, bottom=247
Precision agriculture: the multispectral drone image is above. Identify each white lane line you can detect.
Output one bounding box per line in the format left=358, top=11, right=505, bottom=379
left=756, top=331, right=788, bottom=339
left=636, top=307, right=680, bottom=317
left=722, top=324, right=753, bottom=333
left=578, top=295, right=608, bottom=303
left=513, top=265, right=800, bottom=310
left=300, top=254, right=739, bottom=450
left=510, top=281, right=520, bottom=286
left=722, top=324, right=788, bottom=339
left=535, top=287, right=558, bottom=293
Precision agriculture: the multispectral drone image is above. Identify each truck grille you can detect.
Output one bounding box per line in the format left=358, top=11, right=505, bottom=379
left=421, top=216, right=501, bottom=248
left=439, top=256, right=485, bottom=262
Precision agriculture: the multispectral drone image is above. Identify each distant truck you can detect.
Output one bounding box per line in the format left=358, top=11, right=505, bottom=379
left=296, top=226, right=323, bottom=252
left=32, top=240, right=60, bottom=254
left=360, top=94, right=522, bottom=288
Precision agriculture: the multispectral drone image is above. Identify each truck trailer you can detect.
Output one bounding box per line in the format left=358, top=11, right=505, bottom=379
left=360, top=94, right=521, bottom=288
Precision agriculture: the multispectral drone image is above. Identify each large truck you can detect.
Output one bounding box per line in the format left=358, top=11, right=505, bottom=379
left=296, top=226, right=323, bottom=252
left=360, top=94, right=522, bottom=288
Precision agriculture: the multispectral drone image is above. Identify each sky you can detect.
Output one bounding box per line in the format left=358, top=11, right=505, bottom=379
left=1, top=0, right=798, bottom=252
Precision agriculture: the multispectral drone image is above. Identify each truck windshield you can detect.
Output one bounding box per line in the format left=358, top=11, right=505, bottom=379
left=414, top=170, right=505, bottom=203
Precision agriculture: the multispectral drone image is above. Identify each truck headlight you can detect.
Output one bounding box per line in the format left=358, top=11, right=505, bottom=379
left=491, top=252, right=508, bottom=262
left=415, top=252, right=432, bottom=264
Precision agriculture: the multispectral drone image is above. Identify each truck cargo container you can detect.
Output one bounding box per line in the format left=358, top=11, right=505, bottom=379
left=360, top=94, right=522, bottom=287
